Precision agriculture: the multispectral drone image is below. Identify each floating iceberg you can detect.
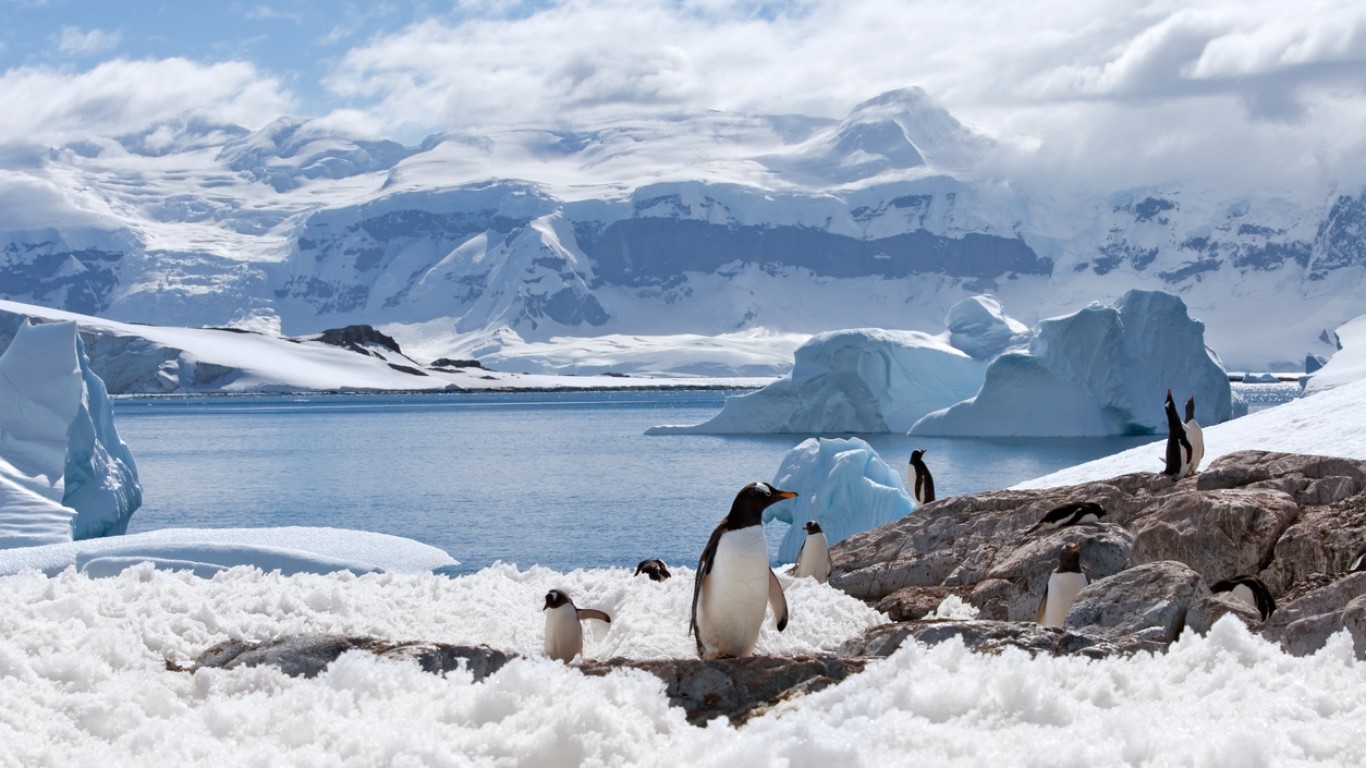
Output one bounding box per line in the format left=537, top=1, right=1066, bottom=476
left=912, top=290, right=1236, bottom=437
left=648, top=328, right=985, bottom=434
left=0, top=319, right=141, bottom=548
left=765, top=437, right=913, bottom=562
left=945, top=294, right=1032, bottom=360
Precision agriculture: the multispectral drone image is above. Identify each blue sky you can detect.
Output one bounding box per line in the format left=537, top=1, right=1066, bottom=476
left=1, top=1, right=1364, bottom=190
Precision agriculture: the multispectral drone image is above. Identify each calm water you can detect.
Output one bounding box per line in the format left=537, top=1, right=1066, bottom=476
left=109, top=389, right=1174, bottom=574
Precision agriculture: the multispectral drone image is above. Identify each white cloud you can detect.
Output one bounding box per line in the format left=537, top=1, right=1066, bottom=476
left=56, top=26, right=121, bottom=56
left=0, top=58, right=295, bottom=145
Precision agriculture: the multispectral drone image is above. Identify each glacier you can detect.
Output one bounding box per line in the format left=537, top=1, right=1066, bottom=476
left=0, top=319, right=141, bottom=547
left=765, top=437, right=914, bottom=563
left=912, top=290, right=1237, bottom=437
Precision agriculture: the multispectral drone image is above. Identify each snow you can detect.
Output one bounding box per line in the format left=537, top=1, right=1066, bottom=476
left=1305, top=313, right=1366, bottom=394
left=0, top=319, right=140, bottom=547
left=647, top=328, right=984, bottom=434
left=765, top=437, right=914, bottom=562
left=913, top=290, right=1237, bottom=437
left=944, top=293, right=1031, bottom=360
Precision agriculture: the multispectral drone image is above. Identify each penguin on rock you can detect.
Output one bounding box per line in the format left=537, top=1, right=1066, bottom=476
left=792, top=520, right=832, bottom=583
left=1182, top=396, right=1204, bottom=477
left=690, top=482, right=796, bottom=659
left=1037, top=542, right=1089, bottom=628
left=542, top=589, right=611, bottom=663
left=1162, top=390, right=1193, bottom=478
left=908, top=449, right=936, bottom=505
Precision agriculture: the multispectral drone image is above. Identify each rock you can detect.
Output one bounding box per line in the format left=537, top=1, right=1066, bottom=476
left=1260, top=573, right=1366, bottom=656
left=1065, top=561, right=1207, bottom=642
left=874, top=586, right=972, bottom=621
left=972, top=524, right=1133, bottom=622
left=837, top=619, right=1161, bottom=659
left=1184, top=592, right=1264, bottom=634
left=315, top=325, right=403, bottom=356
left=1128, top=488, right=1298, bottom=581
left=183, top=634, right=867, bottom=726
left=1261, top=495, right=1366, bottom=594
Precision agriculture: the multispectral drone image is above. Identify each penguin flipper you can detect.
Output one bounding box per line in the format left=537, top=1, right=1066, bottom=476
left=1036, top=588, right=1047, bottom=624
left=690, top=521, right=726, bottom=656
left=767, top=569, right=789, bottom=632
left=575, top=608, right=611, bottom=624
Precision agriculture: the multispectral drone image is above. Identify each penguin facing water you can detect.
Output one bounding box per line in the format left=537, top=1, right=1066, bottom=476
left=543, top=589, right=611, bottom=662
left=908, top=449, right=936, bottom=505
left=1037, top=542, right=1089, bottom=628
left=1183, top=396, right=1204, bottom=477
left=1211, top=575, right=1275, bottom=621
left=1162, top=390, right=1193, bottom=478
left=1024, top=501, right=1106, bottom=535
left=690, top=482, right=796, bottom=659
left=792, top=520, right=832, bottom=583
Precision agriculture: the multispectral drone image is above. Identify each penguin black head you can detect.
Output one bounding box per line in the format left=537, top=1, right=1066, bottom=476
left=910, top=449, right=927, bottom=465
left=1058, top=542, right=1083, bottom=573
left=803, top=520, right=823, bottom=534
left=727, top=482, right=797, bottom=529
left=544, top=589, right=572, bottom=610
left=634, top=558, right=672, bottom=581
left=1185, top=396, right=1196, bottom=422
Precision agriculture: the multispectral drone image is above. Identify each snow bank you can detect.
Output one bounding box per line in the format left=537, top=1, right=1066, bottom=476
left=648, top=328, right=984, bottom=434
left=1305, top=313, right=1366, bottom=393
left=0, top=319, right=140, bottom=548
left=765, top=437, right=913, bottom=562
left=0, top=526, right=457, bottom=577
left=913, top=290, right=1235, bottom=437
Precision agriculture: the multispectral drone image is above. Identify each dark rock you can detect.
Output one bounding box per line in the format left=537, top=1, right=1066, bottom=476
left=315, top=325, right=403, bottom=356
left=837, top=619, right=1160, bottom=659
left=430, top=357, right=485, bottom=369
left=184, top=634, right=513, bottom=681
left=1065, top=561, right=1207, bottom=642
left=874, top=585, right=972, bottom=621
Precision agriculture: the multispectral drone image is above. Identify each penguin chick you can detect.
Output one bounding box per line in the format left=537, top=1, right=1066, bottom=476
left=1037, top=542, right=1089, bottom=628
left=690, top=482, right=797, bottom=659
left=1024, top=501, right=1106, bottom=535
left=1183, top=396, right=1204, bottom=477
left=543, top=589, right=611, bottom=663
left=908, top=449, right=936, bottom=505
left=1210, top=575, right=1275, bottom=621
left=633, top=558, right=672, bottom=581
left=792, top=520, right=832, bottom=583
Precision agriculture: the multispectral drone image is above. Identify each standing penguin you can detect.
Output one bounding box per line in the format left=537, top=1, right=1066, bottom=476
left=1183, top=396, right=1204, bottom=477
left=792, top=520, right=832, bottom=583
left=543, top=589, right=611, bottom=663
left=1037, top=542, right=1089, bottom=628
left=690, top=482, right=796, bottom=659
left=1162, top=390, right=1193, bottom=478
left=908, top=449, right=936, bottom=505
left=633, top=559, right=672, bottom=581
left=1211, top=575, right=1275, bottom=621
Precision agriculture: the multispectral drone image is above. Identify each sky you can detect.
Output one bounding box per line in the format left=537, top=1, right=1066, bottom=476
left=2, top=0, right=1366, bottom=192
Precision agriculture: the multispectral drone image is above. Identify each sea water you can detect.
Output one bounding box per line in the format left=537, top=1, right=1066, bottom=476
left=113, top=386, right=1291, bottom=574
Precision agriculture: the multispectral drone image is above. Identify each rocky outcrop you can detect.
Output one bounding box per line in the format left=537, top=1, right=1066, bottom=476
left=831, top=450, right=1366, bottom=657
left=182, top=634, right=867, bottom=726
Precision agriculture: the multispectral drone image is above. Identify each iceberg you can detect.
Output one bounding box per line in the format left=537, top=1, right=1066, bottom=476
left=765, top=437, right=913, bottom=562
left=648, top=328, right=985, bottom=434
left=912, top=290, right=1236, bottom=437
left=945, top=294, right=1032, bottom=360
left=0, top=319, right=141, bottom=548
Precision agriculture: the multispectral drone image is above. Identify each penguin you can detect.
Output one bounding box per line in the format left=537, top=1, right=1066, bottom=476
left=908, top=449, right=936, bottom=505
left=1023, top=501, right=1106, bottom=535
left=690, top=482, right=796, bottom=659
left=1037, top=542, right=1089, bottom=628
left=633, top=558, right=672, bottom=581
left=1162, top=390, right=1193, bottom=478
left=1183, top=396, right=1204, bottom=477
left=542, top=589, right=611, bottom=663
left=1210, top=575, right=1275, bottom=621
left=792, top=520, right=832, bottom=583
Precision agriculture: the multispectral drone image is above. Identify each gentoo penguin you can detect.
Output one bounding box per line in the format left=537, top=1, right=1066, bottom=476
left=1211, top=576, right=1276, bottom=621
left=908, top=449, right=936, bottom=505
left=792, top=520, right=832, bottom=583
left=1183, top=396, right=1204, bottom=477
left=542, top=589, right=611, bottom=663
left=633, top=558, right=672, bottom=581
left=690, top=482, right=796, bottom=659
left=1037, top=542, right=1089, bottom=628
left=1024, top=501, right=1106, bottom=535
left=1162, top=390, right=1193, bottom=478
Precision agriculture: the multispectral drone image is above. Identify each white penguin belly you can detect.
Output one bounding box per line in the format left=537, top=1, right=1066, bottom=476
left=699, top=527, right=771, bottom=658
left=1185, top=420, right=1204, bottom=476
left=1042, top=572, right=1088, bottom=628
left=544, top=604, right=583, bottom=662
left=795, top=533, right=830, bottom=582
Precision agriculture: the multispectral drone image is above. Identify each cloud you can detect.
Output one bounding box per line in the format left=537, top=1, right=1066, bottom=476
left=56, top=26, right=121, bottom=56
left=0, top=58, right=295, bottom=145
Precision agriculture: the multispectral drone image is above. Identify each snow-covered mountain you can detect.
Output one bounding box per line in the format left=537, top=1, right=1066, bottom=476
left=2, top=87, right=1362, bottom=372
